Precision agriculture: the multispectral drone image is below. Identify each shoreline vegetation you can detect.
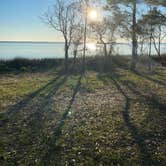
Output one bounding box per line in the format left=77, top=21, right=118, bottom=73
left=0, top=55, right=165, bottom=73
left=0, top=56, right=166, bottom=165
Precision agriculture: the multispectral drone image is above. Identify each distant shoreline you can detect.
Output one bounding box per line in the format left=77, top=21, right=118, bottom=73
left=0, top=41, right=64, bottom=44
left=0, top=41, right=166, bottom=45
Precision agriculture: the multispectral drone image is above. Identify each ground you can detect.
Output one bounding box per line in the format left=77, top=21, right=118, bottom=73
left=0, top=57, right=166, bottom=165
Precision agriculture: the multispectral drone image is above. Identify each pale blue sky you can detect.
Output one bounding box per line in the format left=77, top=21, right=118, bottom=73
left=0, top=0, right=165, bottom=42
left=0, top=0, right=62, bottom=41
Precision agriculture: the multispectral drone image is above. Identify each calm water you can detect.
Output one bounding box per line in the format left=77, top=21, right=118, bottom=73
left=0, top=42, right=65, bottom=60
left=0, top=42, right=165, bottom=60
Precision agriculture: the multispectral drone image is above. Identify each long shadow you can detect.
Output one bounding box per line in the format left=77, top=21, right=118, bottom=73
left=0, top=71, right=69, bottom=164
left=121, top=80, right=166, bottom=113
left=7, top=70, right=64, bottom=114
left=112, top=76, right=160, bottom=165
left=0, top=71, right=64, bottom=127
left=98, top=73, right=157, bottom=165
left=109, top=56, right=166, bottom=87
left=134, top=70, right=166, bottom=87
left=23, top=74, right=69, bottom=128
left=41, top=72, right=83, bottom=165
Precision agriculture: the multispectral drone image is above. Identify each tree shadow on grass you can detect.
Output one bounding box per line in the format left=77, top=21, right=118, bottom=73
left=98, top=73, right=160, bottom=165
left=120, top=58, right=165, bottom=87
left=0, top=70, right=69, bottom=164
left=0, top=70, right=64, bottom=125
left=104, top=56, right=166, bottom=87
left=108, top=61, right=166, bottom=113
left=134, top=70, right=166, bottom=87
left=41, top=72, right=83, bottom=165
left=111, top=76, right=154, bottom=165
left=121, top=80, right=166, bottom=113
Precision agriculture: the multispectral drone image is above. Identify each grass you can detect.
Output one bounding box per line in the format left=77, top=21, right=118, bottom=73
left=0, top=56, right=166, bottom=165
left=0, top=72, right=57, bottom=111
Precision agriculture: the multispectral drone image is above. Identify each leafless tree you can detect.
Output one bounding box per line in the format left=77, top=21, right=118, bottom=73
left=91, top=19, right=108, bottom=57
left=72, top=24, right=84, bottom=66
left=91, top=9, right=126, bottom=57
left=107, top=0, right=138, bottom=70
left=138, top=8, right=166, bottom=57
left=42, top=0, right=79, bottom=72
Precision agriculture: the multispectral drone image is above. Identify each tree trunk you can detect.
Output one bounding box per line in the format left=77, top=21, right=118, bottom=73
left=73, top=49, right=77, bottom=69
left=82, top=3, right=88, bottom=73
left=109, top=44, right=114, bottom=56
left=74, top=50, right=77, bottom=64
left=103, top=43, right=107, bottom=57
left=158, top=25, right=161, bottom=57
left=131, top=0, right=137, bottom=71
left=65, top=40, right=69, bottom=72
left=149, top=34, right=152, bottom=57
left=99, top=35, right=107, bottom=57
left=148, top=34, right=152, bottom=70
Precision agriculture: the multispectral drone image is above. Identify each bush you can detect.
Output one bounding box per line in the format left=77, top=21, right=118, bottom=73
left=0, top=63, right=10, bottom=72
left=0, top=58, right=63, bottom=73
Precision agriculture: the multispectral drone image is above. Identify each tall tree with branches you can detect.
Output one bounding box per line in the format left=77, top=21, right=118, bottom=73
left=138, top=8, right=166, bottom=57
left=43, top=0, right=79, bottom=72
left=72, top=24, right=84, bottom=67
left=107, top=0, right=138, bottom=70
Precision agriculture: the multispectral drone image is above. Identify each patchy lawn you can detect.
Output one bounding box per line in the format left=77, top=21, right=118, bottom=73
left=0, top=59, right=166, bottom=165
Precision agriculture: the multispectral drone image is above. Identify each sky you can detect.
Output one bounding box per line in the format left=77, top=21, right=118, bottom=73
left=0, top=0, right=165, bottom=42
left=0, top=0, right=63, bottom=42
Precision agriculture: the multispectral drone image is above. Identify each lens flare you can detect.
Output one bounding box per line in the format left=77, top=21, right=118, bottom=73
left=87, top=43, right=96, bottom=51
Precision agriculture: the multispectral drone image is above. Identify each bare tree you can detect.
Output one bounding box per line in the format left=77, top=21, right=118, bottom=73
left=151, top=14, right=166, bottom=57
left=107, top=0, right=138, bottom=71
left=131, top=0, right=137, bottom=70
left=138, top=8, right=166, bottom=57
left=137, top=19, right=150, bottom=56
left=43, top=0, right=79, bottom=72
left=91, top=18, right=108, bottom=57
left=91, top=11, right=124, bottom=57
left=72, top=24, right=84, bottom=67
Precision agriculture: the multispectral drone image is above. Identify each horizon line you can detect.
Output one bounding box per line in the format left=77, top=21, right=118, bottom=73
left=0, top=41, right=166, bottom=45
left=0, top=41, right=64, bottom=43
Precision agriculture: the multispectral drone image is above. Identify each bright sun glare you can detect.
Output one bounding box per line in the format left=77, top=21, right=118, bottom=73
left=87, top=43, right=96, bottom=51
left=89, top=10, right=98, bottom=20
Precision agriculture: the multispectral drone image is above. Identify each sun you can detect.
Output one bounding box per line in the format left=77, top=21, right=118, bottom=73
left=89, top=9, right=98, bottom=21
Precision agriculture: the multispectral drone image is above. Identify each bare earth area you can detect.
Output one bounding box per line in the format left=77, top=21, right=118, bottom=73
left=0, top=58, right=166, bottom=165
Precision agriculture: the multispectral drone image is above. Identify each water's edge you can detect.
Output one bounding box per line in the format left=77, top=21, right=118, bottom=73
left=0, top=42, right=165, bottom=60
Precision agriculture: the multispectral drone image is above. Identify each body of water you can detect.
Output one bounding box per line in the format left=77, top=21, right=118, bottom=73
left=0, top=42, right=165, bottom=60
